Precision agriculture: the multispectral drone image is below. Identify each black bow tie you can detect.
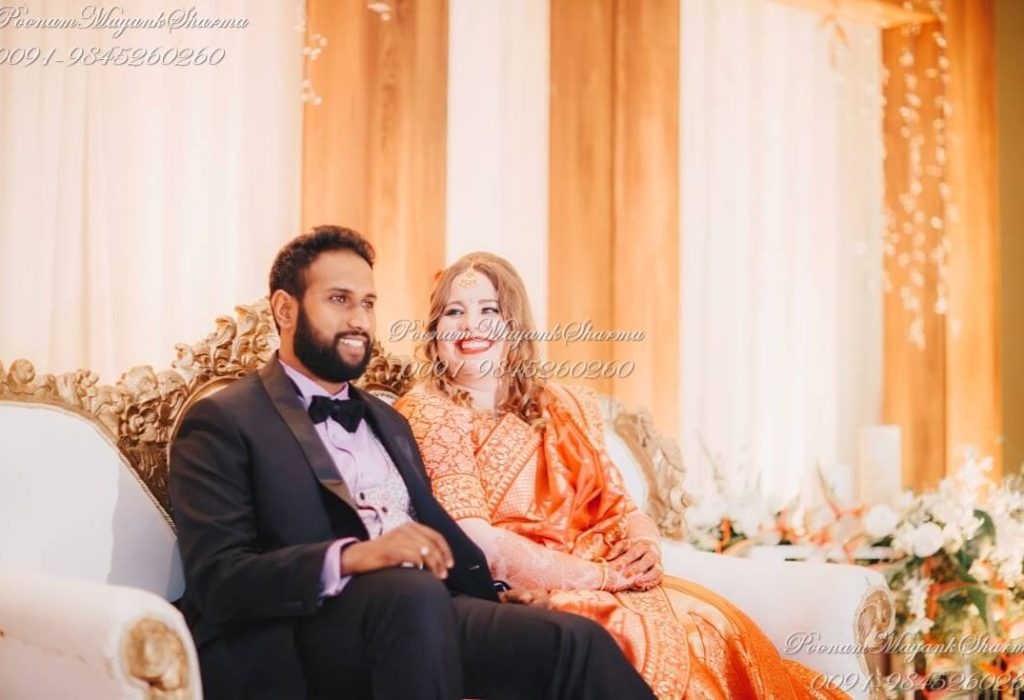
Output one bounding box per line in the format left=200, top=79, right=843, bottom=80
left=308, top=395, right=366, bottom=432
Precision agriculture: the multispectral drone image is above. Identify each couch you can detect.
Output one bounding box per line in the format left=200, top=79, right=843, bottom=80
left=0, top=300, right=894, bottom=699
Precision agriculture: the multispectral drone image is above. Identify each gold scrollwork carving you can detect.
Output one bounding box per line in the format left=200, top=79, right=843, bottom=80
left=360, top=341, right=418, bottom=399
left=599, top=396, right=693, bottom=540
left=854, top=585, right=896, bottom=700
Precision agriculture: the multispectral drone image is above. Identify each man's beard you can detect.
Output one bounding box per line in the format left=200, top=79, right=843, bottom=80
left=292, top=304, right=372, bottom=384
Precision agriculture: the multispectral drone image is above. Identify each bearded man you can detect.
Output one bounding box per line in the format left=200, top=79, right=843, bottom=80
left=168, top=225, right=656, bottom=700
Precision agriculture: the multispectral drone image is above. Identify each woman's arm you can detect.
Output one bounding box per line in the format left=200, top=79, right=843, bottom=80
left=397, top=390, right=637, bottom=592
left=457, top=517, right=636, bottom=592
left=554, top=384, right=666, bottom=588
left=625, top=509, right=661, bottom=543
left=613, top=511, right=664, bottom=589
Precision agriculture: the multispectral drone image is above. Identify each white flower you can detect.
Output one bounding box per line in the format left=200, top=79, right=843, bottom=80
left=962, top=515, right=983, bottom=540
left=864, top=504, right=901, bottom=540
left=993, top=555, right=1024, bottom=587
left=989, top=489, right=1024, bottom=518
left=805, top=507, right=838, bottom=533
left=730, top=498, right=773, bottom=537
left=989, top=513, right=1024, bottom=586
left=903, top=616, right=935, bottom=637
left=928, top=493, right=983, bottom=543
left=956, top=451, right=993, bottom=496
left=910, top=522, right=944, bottom=558
left=967, top=559, right=992, bottom=582
left=941, top=522, right=965, bottom=552
left=904, top=576, right=932, bottom=619
left=902, top=575, right=936, bottom=640
left=891, top=523, right=916, bottom=556
left=929, top=497, right=961, bottom=525
left=893, top=490, right=917, bottom=514
left=685, top=496, right=725, bottom=530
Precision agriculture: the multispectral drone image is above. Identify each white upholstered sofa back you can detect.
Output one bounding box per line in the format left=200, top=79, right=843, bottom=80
left=0, top=403, right=184, bottom=600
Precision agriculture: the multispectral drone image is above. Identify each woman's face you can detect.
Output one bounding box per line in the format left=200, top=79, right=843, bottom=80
left=435, top=269, right=509, bottom=386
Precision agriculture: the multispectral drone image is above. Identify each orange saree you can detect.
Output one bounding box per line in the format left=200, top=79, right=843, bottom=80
left=395, top=384, right=849, bottom=700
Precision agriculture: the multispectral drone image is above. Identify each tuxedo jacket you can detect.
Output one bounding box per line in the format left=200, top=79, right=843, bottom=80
left=168, top=355, right=497, bottom=698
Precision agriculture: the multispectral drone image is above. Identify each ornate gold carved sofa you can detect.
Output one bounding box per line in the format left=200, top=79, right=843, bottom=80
left=0, top=300, right=894, bottom=699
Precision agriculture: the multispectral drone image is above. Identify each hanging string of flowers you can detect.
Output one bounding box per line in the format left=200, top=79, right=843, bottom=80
left=881, top=0, right=955, bottom=350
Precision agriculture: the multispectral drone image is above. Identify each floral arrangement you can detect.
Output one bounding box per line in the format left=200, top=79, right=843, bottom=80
left=685, top=452, right=1024, bottom=690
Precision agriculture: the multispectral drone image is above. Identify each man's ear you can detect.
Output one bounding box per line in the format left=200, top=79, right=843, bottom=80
left=270, top=289, right=297, bottom=331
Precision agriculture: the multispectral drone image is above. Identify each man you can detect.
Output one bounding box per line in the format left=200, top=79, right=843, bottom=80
left=169, top=226, right=656, bottom=700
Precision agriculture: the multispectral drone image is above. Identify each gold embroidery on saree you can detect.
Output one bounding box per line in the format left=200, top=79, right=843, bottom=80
left=615, top=587, right=689, bottom=700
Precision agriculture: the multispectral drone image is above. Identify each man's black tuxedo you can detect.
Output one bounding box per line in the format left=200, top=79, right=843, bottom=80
left=170, top=353, right=656, bottom=700
left=169, top=356, right=496, bottom=695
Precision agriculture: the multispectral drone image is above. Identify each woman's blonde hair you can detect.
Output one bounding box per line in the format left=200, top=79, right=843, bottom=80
left=419, top=252, right=544, bottom=424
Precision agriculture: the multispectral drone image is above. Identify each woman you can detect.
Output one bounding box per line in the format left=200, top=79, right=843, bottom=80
left=395, top=252, right=848, bottom=700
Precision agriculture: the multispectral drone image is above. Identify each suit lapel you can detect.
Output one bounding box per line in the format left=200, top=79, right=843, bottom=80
left=352, top=386, right=429, bottom=494
left=257, top=358, right=497, bottom=600
left=258, top=356, right=357, bottom=512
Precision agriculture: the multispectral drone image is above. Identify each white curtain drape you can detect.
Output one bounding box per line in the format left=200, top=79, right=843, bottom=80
left=0, top=0, right=304, bottom=382
left=445, top=0, right=549, bottom=331
left=679, top=0, right=885, bottom=505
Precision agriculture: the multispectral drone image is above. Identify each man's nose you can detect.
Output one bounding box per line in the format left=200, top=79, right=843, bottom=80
left=347, top=306, right=370, bottom=332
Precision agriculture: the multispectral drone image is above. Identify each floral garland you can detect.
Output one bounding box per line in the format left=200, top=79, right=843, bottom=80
left=686, top=453, right=1024, bottom=694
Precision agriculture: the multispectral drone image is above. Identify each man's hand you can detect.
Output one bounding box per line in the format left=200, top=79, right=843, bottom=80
left=499, top=588, right=551, bottom=608
left=341, top=523, right=454, bottom=579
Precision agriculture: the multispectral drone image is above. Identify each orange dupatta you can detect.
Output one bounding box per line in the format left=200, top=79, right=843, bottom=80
left=476, top=383, right=633, bottom=562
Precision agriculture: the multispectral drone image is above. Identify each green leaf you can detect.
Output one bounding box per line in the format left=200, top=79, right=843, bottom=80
left=952, top=549, right=978, bottom=583
left=973, top=509, right=996, bottom=539
left=970, top=588, right=1001, bottom=635
left=931, top=582, right=992, bottom=628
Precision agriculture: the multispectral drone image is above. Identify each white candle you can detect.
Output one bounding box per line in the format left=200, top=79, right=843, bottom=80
left=858, top=425, right=902, bottom=505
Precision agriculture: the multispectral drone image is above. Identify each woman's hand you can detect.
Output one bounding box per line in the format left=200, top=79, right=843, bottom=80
left=630, top=562, right=663, bottom=590
left=608, top=538, right=660, bottom=577
left=606, top=538, right=663, bottom=590
left=600, top=564, right=638, bottom=592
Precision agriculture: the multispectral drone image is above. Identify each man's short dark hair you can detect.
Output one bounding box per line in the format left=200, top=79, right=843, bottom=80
left=269, top=225, right=376, bottom=300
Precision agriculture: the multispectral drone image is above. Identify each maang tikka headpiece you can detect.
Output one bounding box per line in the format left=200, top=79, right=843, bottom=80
left=456, top=267, right=480, bottom=288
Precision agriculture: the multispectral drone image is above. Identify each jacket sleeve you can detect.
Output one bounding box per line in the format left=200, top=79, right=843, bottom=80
left=169, top=397, right=333, bottom=624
